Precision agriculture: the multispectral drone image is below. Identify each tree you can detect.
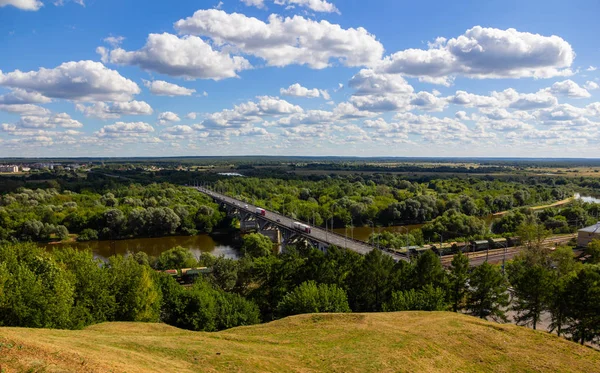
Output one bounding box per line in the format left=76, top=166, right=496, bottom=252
left=516, top=222, right=550, bottom=263
left=241, top=233, right=273, bottom=258
left=413, top=249, right=446, bottom=290
left=276, top=281, right=350, bottom=317
left=506, top=257, right=552, bottom=329
left=77, top=228, right=98, bottom=242
left=564, top=266, right=600, bottom=344
left=383, top=284, right=446, bottom=312
left=52, top=247, right=116, bottom=328
left=155, top=246, right=197, bottom=270
left=585, top=239, right=600, bottom=264
left=348, top=249, right=394, bottom=312
left=448, top=251, right=469, bottom=312
left=466, top=262, right=509, bottom=321
left=108, top=256, right=161, bottom=322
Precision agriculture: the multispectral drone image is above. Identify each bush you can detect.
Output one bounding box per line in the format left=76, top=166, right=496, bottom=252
left=277, top=280, right=351, bottom=317
left=77, top=228, right=98, bottom=242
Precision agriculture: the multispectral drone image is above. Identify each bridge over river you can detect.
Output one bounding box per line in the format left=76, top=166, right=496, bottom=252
left=194, top=186, right=407, bottom=262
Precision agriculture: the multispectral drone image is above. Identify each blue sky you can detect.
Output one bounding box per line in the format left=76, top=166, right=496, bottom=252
left=0, top=0, right=599, bottom=157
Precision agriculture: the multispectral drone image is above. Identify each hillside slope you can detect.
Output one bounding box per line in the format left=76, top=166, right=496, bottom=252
left=1, top=312, right=598, bottom=373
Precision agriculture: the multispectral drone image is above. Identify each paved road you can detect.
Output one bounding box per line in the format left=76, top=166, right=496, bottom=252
left=194, top=187, right=407, bottom=262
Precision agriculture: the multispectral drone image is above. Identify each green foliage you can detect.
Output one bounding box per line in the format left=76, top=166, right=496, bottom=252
left=448, top=251, right=469, bottom=312
left=564, top=266, right=600, bottom=344
left=242, top=233, right=273, bottom=258
left=348, top=249, right=395, bottom=312
left=586, top=239, right=600, bottom=264
left=383, top=285, right=446, bottom=312
left=507, top=257, right=553, bottom=329
left=277, top=281, right=351, bottom=317
left=108, top=256, right=161, bottom=322
left=421, top=210, right=487, bottom=241
left=466, top=262, right=509, bottom=321
left=155, top=246, right=198, bottom=270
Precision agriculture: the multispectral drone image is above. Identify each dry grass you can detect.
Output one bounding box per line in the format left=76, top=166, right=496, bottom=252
left=1, top=312, right=599, bottom=373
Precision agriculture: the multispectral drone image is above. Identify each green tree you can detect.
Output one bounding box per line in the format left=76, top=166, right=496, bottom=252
left=564, top=266, right=600, bottom=344
left=585, top=239, right=600, bottom=264
left=448, top=251, right=469, bottom=312
left=506, top=257, right=552, bottom=329
left=241, top=233, right=273, bottom=258
left=383, top=284, right=446, bottom=311
left=277, top=280, right=350, bottom=317
left=108, top=256, right=161, bottom=322
left=348, top=249, right=394, bottom=312
left=413, top=249, right=446, bottom=290
left=466, top=262, right=509, bottom=321
left=155, top=246, right=197, bottom=270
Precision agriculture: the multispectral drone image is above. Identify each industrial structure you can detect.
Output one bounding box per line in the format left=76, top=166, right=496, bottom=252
left=577, top=222, right=600, bottom=247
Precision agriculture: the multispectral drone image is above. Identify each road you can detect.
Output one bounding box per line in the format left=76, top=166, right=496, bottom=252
left=194, top=186, right=407, bottom=261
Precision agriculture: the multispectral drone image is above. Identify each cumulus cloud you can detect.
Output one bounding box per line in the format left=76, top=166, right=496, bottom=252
left=349, top=69, right=414, bottom=96
left=0, top=0, right=42, bottom=11
left=17, top=112, right=83, bottom=129
left=186, top=112, right=198, bottom=120
left=0, top=88, right=51, bottom=104
left=273, top=0, right=338, bottom=13
left=103, top=33, right=251, bottom=80
left=158, top=111, right=181, bottom=125
left=280, top=83, right=329, bottom=99
left=587, top=66, right=597, bottom=72
left=378, top=26, right=574, bottom=82
left=0, top=103, right=50, bottom=116
left=174, top=10, right=383, bottom=69
left=409, top=91, right=448, bottom=112
left=97, top=121, right=155, bottom=138
left=584, top=81, right=599, bottom=91
left=241, top=0, right=264, bottom=8
left=202, top=96, right=303, bottom=128
left=104, top=35, right=125, bottom=47
left=0, top=61, right=140, bottom=102
left=547, top=79, right=591, bottom=98
left=76, top=100, right=153, bottom=119
left=143, top=79, right=196, bottom=96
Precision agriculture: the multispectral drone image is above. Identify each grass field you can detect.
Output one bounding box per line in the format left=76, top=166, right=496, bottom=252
left=1, top=312, right=599, bottom=373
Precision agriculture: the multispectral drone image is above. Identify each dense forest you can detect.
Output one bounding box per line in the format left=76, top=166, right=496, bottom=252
left=1, top=228, right=600, bottom=345
left=0, top=183, right=225, bottom=243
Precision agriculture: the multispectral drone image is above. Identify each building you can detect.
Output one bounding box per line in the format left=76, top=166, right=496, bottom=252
left=0, top=165, right=19, bottom=173
left=577, top=222, right=600, bottom=247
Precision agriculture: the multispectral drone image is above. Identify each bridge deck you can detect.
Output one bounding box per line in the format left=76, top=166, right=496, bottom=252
left=194, top=187, right=406, bottom=261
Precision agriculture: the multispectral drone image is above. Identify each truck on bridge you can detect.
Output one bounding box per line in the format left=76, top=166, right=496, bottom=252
left=292, top=221, right=312, bottom=234
left=255, top=207, right=266, bottom=216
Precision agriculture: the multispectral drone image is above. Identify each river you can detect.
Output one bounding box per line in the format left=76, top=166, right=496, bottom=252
left=40, top=234, right=238, bottom=261
left=575, top=193, right=600, bottom=204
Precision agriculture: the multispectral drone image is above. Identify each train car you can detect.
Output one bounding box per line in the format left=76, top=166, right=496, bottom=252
left=292, top=221, right=312, bottom=234
left=507, top=236, right=521, bottom=247
left=255, top=207, right=266, bottom=216
left=488, top=237, right=508, bottom=249
left=470, top=240, right=490, bottom=252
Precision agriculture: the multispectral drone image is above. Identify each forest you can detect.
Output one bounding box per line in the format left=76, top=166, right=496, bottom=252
left=1, top=228, right=600, bottom=345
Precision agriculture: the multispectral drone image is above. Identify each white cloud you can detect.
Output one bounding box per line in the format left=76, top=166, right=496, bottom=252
left=0, top=60, right=140, bottom=102
left=158, top=111, right=181, bottom=125
left=143, top=80, right=196, bottom=96
left=584, top=81, right=599, bottom=91
left=349, top=69, right=414, bottom=96
left=508, top=90, right=557, bottom=110
left=76, top=100, right=153, bottom=119
left=280, top=83, right=324, bottom=98
left=378, top=26, right=574, bottom=82
left=241, top=0, right=264, bottom=8
left=174, top=10, right=383, bottom=69
left=547, top=79, right=590, bottom=98
left=186, top=112, right=198, bottom=120
left=273, top=0, right=339, bottom=13
left=104, top=33, right=251, bottom=80
left=17, top=113, right=83, bottom=129
left=0, top=88, right=51, bottom=104
left=97, top=121, right=155, bottom=138
left=448, top=90, right=498, bottom=107
left=104, top=36, right=125, bottom=47
left=409, top=91, right=448, bottom=112
left=202, top=96, right=303, bottom=128
left=587, top=66, right=597, bottom=72
left=0, top=103, right=50, bottom=116
left=0, top=0, right=42, bottom=11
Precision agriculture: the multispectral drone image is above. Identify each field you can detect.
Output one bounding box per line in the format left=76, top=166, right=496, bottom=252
left=1, top=312, right=599, bottom=373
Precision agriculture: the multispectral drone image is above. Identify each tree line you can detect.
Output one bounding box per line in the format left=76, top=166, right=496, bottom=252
left=2, top=229, right=600, bottom=345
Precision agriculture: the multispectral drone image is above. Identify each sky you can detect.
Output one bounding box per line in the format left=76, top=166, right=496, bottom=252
left=0, top=0, right=599, bottom=158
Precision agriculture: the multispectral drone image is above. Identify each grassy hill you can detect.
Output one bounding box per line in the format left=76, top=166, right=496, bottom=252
left=1, top=312, right=598, bottom=373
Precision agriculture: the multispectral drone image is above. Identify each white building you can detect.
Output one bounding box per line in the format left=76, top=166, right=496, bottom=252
left=577, top=222, right=600, bottom=247
left=0, top=165, right=19, bottom=173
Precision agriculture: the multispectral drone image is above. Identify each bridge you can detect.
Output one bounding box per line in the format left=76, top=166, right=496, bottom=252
left=193, top=186, right=407, bottom=262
